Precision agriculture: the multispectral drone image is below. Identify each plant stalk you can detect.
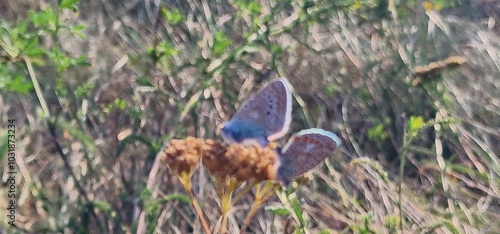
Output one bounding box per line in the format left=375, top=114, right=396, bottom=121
left=179, top=174, right=211, bottom=234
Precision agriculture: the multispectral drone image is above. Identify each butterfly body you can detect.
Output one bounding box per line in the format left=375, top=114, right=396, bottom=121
left=220, top=119, right=270, bottom=146
left=276, top=128, right=341, bottom=185
left=220, top=78, right=292, bottom=147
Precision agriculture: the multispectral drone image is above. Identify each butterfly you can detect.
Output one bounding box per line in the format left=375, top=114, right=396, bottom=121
left=220, top=78, right=292, bottom=147
left=276, top=128, right=342, bottom=185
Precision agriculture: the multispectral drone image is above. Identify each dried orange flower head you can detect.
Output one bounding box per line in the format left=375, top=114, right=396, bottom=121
left=161, top=137, right=278, bottom=182
left=161, top=137, right=204, bottom=175
left=203, top=143, right=277, bottom=182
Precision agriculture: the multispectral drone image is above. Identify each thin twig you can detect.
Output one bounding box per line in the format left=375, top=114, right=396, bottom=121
left=398, top=113, right=407, bottom=234
left=47, top=122, right=104, bottom=232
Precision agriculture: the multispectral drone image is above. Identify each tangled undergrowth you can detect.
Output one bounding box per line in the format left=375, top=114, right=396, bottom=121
left=1, top=0, right=499, bottom=233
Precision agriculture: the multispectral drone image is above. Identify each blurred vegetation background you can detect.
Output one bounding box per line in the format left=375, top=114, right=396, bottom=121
left=1, top=0, right=499, bottom=233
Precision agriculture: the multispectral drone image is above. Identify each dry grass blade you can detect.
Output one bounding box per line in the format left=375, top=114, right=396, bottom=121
left=1, top=0, right=499, bottom=233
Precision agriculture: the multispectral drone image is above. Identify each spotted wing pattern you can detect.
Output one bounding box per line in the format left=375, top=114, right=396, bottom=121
left=220, top=78, right=292, bottom=146
left=277, top=128, right=341, bottom=185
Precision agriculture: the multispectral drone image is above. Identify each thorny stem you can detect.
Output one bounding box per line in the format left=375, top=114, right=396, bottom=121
left=178, top=172, right=211, bottom=234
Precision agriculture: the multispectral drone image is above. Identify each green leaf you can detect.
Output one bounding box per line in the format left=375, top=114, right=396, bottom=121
left=5, top=75, right=34, bottom=94
left=157, top=41, right=178, bottom=58
left=60, top=0, right=80, bottom=11
left=16, top=20, right=29, bottom=35
left=367, top=123, right=388, bottom=141
left=29, top=8, right=57, bottom=32
left=325, top=84, right=339, bottom=97
left=22, top=38, right=44, bottom=57
left=1, top=21, right=44, bottom=59
left=271, top=44, right=282, bottom=55
left=10, top=75, right=34, bottom=94
left=91, top=200, right=113, bottom=214
left=116, top=98, right=127, bottom=109
left=266, top=206, right=290, bottom=216
left=161, top=8, right=183, bottom=25
left=161, top=193, right=190, bottom=204
left=291, top=199, right=304, bottom=226
left=70, top=24, right=86, bottom=39
left=235, top=0, right=262, bottom=15
left=73, top=54, right=90, bottom=66
left=408, top=115, right=424, bottom=135
left=247, top=2, right=263, bottom=15
left=28, top=10, right=46, bottom=28
left=48, top=48, right=89, bottom=72
left=0, top=22, right=17, bottom=57
left=136, top=77, right=153, bottom=87
left=75, top=81, right=95, bottom=97
left=213, top=31, right=231, bottom=55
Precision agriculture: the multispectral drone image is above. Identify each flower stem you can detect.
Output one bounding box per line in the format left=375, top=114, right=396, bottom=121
left=179, top=173, right=211, bottom=234
left=240, top=181, right=277, bottom=232
left=220, top=191, right=231, bottom=234
left=232, top=180, right=258, bottom=206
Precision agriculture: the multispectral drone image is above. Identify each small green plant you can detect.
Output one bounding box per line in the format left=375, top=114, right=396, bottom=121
left=350, top=213, right=375, bottom=234
left=1, top=0, right=88, bottom=118
left=0, top=1, right=102, bottom=232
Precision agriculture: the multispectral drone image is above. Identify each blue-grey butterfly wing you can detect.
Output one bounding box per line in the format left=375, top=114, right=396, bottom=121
left=277, top=128, right=341, bottom=184
left=221, top=78, right=292, bottom=146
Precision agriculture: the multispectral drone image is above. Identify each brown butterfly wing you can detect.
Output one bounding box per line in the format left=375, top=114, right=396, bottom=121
left=277, top=130, right=340, bottom=184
